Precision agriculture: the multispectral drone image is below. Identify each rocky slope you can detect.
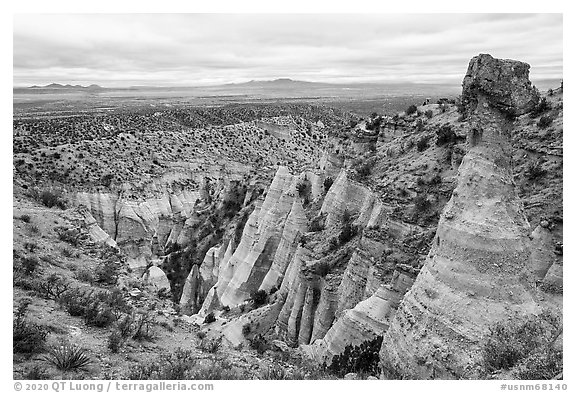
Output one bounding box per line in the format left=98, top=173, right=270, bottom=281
left=13, top=55, right=562, bottom=380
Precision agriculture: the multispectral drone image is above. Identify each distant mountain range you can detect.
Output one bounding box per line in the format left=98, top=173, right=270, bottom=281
left=28, top=83, right=103, bottom=90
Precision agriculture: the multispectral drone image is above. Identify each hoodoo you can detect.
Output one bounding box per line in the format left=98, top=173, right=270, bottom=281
left=379, top=54, right=541, bottom=379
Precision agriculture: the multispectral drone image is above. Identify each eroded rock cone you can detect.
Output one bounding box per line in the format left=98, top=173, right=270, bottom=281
left=379, top=54, right=540, bottom=379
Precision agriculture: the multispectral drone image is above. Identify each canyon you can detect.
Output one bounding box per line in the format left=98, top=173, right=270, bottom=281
left=13, top=54, right=563, bottom=380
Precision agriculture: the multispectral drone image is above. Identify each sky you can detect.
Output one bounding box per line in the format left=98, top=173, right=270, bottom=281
left=13, top=13, right=563, bottom=87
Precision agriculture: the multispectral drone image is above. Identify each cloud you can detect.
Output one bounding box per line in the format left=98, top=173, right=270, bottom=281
left=13, top=13, right=563, bottom=87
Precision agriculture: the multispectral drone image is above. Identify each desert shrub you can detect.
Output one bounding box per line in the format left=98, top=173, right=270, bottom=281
left=74, top=268, right=95, bottom=283
left=39, top=189, right=66, bottom=209
left=261, top=364, right=289, bottom=380
left=512, top=346, right=563, bottom=380
left=406, top=105, right=418, bottom=115
left=20, top=256, right=40, bottom=275
left=250, top=289, right=268, bottom=307
left=482, top=310, right=562, bottom=377
left=117, top=314, right=135, bottom=338
left=325, top=336, right=383, bottom=377
left=57, top=228, right=80, bottom=246
left=413, top=194, right=431, bottom=212
left=438, top=103, right=449, bottom=113
left=269, top=286, right=278, bottom=295
left=199, top=336, right=222, bottom=353
left=159, top=349, right=197, bottom=379
left=250, top=334, right=269, bottom=355
left=13, top=299, right=49, bottom=354
left=436, top=124, right=457, bottom=146
left=308, top=215, right=325, bottom=232
left=19, top=214, right=31, bottom=223
left=59, top=287, right=93, bottom=317
left=21, top=365, right=50, bottom=380
left=94, top=259, right=120, bottom=285
left=296, top=181, right=308, bottom=197
left=190, top=359, right=242, bottom=380
left=37, top=273, right=71, bottom=300
left=537, top=115, right=554, bottom=129
left=314, top=261, right=331, bottom=277
left=354, top=160, right=372, bottom=179
left=529, top=98, right=551, bottom=118
left=84, top=302, right=115, bottom=328
left=338, top=210, right=357, bottom=245
left=429, top=174, right=442, bottom=186
left=425, top=110, right=434, bottom=119
left=107, top=331, right=124, bottom=353
left=203, top=312, right=216, bottom=324
left=132, top=311, right=156, bottom=341
left=27, top=224, right=40, bottom=235
left=43, top=343, right=92, bottom=371
left=416, top=136, right=430, bottom=152
left=61, top=246, right=78, bottom=258
left=526, top=160, right=547, bottom=180
left=323, top=177, right=334, bottom=193
left=242, top=323, right=251, bottom=337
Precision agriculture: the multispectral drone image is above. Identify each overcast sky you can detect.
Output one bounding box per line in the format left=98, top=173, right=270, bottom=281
left=13, top=13, right=562, bottom=87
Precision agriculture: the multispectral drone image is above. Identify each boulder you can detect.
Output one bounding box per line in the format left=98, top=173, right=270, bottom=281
left=462, top=53, right=540, bottom=116
left=144, top=266, right=171, bottom=291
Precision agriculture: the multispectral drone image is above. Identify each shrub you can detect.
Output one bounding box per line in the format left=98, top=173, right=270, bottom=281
left=250, top=289, right=268, bottom=307
left=20, top=256, right=40, bottom=275
left=526, top=160, right=547, bottom=180
left=482, top=310, right=562, bottom=377
left=61, top=246, right=78, bottom=258
left=436, top=124, right=457, bottom=146
left=132, top=311, right=156, bottom=341
left=203, top=312, right=216, bottom=324
left=529, top=98, right=551, bottom=118
left=108, top=331, right=124, bottom=353
left=325, top=336, right=383, bottom=377
left=94, top=258, right=120, bottom=285
left=406, top=105, right=418, bottom=115
left=27, top=224, right=40, bottom=235
left=314, top=261, right=331, bottom=277
left=74, top=268, right=95, bottom=283
left=323, top=177, right=334, bottom=193
left=413, top=194, right=431, bottom=212
left=43, top=343, right=92, bottom=371
left=242, top=324, right=251, bottom=337
left=425, top=110, right=433, bottom=119
left=57, top=228, right=80, bottom=246
left=296, top=181, right=308, bottom=197
left=199, top=336, right=222, bottom=353
left=261, top=364, right=289, bottom=380
left=160, top=349, right=197, bottom=379
left=19, top=214, right=31, bottom=223
left=84, top=302, right=115, bottom=328
left=39, top=190, right=66, bottom=209
left=250, top=334, right=269, bottom=355
left=117, top=314, right=135, bottom=338
left=37, top=273, right=71, bottom=300
left=338, top=210, right=357, bottom=245
left=13, top=299, right=48, bottom=354
left=537, top=115, right=553, bottom=129
left=21, top=365, right=50, bottom=380
left=416, top=136, right=430, bottom=152
left=355, top=161, right=372, bottom=179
